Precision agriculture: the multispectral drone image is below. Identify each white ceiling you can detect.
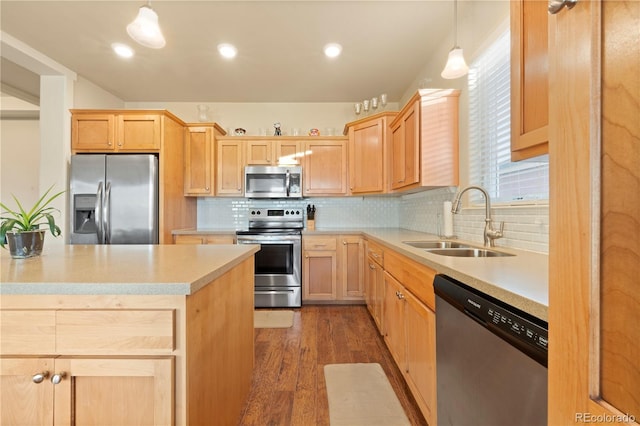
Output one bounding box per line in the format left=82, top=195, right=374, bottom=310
left=0, top=1, right=460, bottom=104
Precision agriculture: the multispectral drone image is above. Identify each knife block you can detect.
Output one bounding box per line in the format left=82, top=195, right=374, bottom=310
left=307, top=219, right=315, bottom=231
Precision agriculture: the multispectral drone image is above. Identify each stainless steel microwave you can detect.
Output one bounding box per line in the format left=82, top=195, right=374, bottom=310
left=244, top=165, right=303, bottom=198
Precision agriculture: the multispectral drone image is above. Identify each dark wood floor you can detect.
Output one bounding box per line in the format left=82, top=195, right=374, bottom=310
left=238, top=305, right=427, bottom=426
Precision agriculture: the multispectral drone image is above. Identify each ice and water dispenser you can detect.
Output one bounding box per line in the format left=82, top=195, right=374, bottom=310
left=73, top=194, right=98, bottom=234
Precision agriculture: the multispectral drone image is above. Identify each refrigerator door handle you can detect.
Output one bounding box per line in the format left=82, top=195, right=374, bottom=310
left=104, top=182, right=111, bottom=244
left=95, top=182, right=104, bottom=244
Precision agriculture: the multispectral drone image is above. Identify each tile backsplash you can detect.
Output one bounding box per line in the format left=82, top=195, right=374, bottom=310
left=197, top=188, right=549, bottom=253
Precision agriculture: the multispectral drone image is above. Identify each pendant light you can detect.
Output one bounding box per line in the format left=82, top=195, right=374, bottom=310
left=127, top=2, right=166, bottom=49
left=441, top=0, right=468, bottom=79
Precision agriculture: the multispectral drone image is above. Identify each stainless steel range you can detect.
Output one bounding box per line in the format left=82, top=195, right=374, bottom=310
left=236, top=208, right=303, bottom=308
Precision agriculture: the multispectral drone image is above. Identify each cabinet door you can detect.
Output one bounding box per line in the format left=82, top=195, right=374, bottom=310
left=383, top=272, right=406, bottom=369
left=390, top=100, right=419, bottom=190
left=365, top=255, right=384, bottom=335
left=349, top=118, right=385, bottom=193
left=275, top=140, right=301, bottom=165
left=174, top=234, right=205, bottom=244
left=216, top=140, right=244, bottom=196
left=184, top=126, right=214, bottom=196
left=303, top=250, right=337, bottom=301
left=246, top=140, right=274, bottom=165
left=303, top=139, right=348, bottom=196
left=117, top=114, right=162, bottom=151
left=339, top=236, right=364, bottom=300
left=510, top=0, right=549, bottom=161
left=1, top=358, right=55, bottom=426
left=404, top=290, right=437, bottom=426
left=53, top=357, right=174, bottom=426
left=71, top=113, right=116, bottom=151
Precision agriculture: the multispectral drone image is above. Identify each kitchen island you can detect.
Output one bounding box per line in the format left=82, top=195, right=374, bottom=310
left=0, top=244, right=259, bottom=426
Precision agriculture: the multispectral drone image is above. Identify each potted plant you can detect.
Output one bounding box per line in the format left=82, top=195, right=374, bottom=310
left=0, top=185, right=64, bottom=258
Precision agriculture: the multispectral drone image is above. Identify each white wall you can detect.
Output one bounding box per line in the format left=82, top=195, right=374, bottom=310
left=73, top=76, right=125, bottom=109
left=125, top=101, right=400, bottom=135
left=0, top=119, right=40, bottom=207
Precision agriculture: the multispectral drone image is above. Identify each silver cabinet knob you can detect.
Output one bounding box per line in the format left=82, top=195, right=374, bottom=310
left=51, top=372, right=66, bottom=385
left=548, top=0, right=577, bottom=14
left=32, top=372, right=49, bottom=384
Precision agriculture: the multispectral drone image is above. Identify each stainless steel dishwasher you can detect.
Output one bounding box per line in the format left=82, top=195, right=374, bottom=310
left=434, top=274, right=548, bottom=426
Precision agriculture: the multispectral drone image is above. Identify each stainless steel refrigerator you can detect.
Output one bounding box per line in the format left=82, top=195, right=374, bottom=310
left=69, top=154, right=159, bottom=244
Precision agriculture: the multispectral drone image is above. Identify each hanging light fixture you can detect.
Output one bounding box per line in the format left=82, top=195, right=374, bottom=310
left=441, top=0, right=468, bottom=79
left=127, top=2, right=166, bottom=49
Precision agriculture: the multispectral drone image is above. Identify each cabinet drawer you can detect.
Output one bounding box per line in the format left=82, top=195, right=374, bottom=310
left=0, top=310, right=56, bottom=355
left=384, top=250, right=436, bottom=311
left=304, top=236, right=337, bottom=251
left=366, top=240, right=385, bottom=266
left=56, top=310, right=175, bottom=355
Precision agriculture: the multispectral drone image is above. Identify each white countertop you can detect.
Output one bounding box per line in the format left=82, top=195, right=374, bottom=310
left=0, top=244, right=259, bottom=296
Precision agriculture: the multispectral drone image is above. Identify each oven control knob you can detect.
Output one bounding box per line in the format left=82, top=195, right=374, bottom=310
left=256, top=211, right=261, bottom=215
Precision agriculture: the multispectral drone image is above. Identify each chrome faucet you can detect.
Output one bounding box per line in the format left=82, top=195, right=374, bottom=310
left=451, top=186, right=504, bottom=247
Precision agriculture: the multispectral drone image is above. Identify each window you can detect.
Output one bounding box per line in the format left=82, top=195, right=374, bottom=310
left=468, top=29, right=549, bottom=204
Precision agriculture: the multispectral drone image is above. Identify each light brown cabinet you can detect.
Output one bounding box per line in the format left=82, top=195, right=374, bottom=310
left=404, top=290, right=437, bottom=426
left=216, top=139, right=245, bottom=196
left=303, top=236, right=338, bottom=301
left=174, top=233, right=235, bottom=244
left=345, top=112, right=396, bottom=194
left=364, top=240, right=385, bottom=334
left=383, top=271, right=406, bottom=368
left=303, top=234, right=364, bottom=303
left=245, top=139, right=301, bottom=165
left=549, top=1, right=639, bottom=422
left=389, top=89, right=460, bottom=192
left=390, top=100, right=420, bottom=190
left=338, top=236, right=365, bottom=300
left=302, top=138, right=348, bottom=196
left=0, top=256, right=255, bottom=425
left=369, top=243, right=438, bottom=426
left=0, top=357, right=173, bottom=426
left=71, top=111, right=163, bottom=152
left=184, top=124, right=225, bottom=196
left=510, top=0, right=549, bottom=161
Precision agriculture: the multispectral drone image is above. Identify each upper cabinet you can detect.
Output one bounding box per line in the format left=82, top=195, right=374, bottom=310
left=71, top=111, right=165, bottom=152
left=344, top=112, right=397, bottom=195
left=216, top=138, right=245, bottom=197
left=389, top=89, right=460, bottom=192
left=510, top=0, right=549, bottom=161
left=244, top=138, right=302, bottom=165
left=184, top=123, right=225, bottom=196
left=302, top=138, right=348, bottom=196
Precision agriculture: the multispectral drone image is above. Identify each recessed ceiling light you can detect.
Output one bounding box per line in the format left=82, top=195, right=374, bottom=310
left=111, top=43, right=134, bottom=58
left=323, top=43, right=342, bottom=58
left=217, top=43, right=238, bottom=59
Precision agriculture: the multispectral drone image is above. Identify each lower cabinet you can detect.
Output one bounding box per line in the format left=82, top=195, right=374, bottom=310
left=303, top=235, right=364, bottom=303
left=1, top=356, right=173, bottom=426
left=173, top=233, right=236, bottom=245
left=404, top=290, right=437, bottom=426
left=376, top=245, right=438, bottom=426
left=383, top=272, right=406, bottom=368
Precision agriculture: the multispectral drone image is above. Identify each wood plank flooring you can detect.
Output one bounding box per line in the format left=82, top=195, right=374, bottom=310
left=238, top=305, right=428, bottom=426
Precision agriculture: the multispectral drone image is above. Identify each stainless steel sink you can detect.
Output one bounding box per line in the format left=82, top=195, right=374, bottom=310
left=426, top=248, right=515, bottom=258
left=403, top=240, right=472, bottom=249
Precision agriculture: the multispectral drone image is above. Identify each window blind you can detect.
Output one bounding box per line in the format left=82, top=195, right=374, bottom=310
left=468, top=30, right=549, bottom=205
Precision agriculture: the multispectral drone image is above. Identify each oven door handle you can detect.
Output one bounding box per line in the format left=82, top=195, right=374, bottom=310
left=237, top=237, right=300, bottom=244
left=255, top=290, right=296, bottom=294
